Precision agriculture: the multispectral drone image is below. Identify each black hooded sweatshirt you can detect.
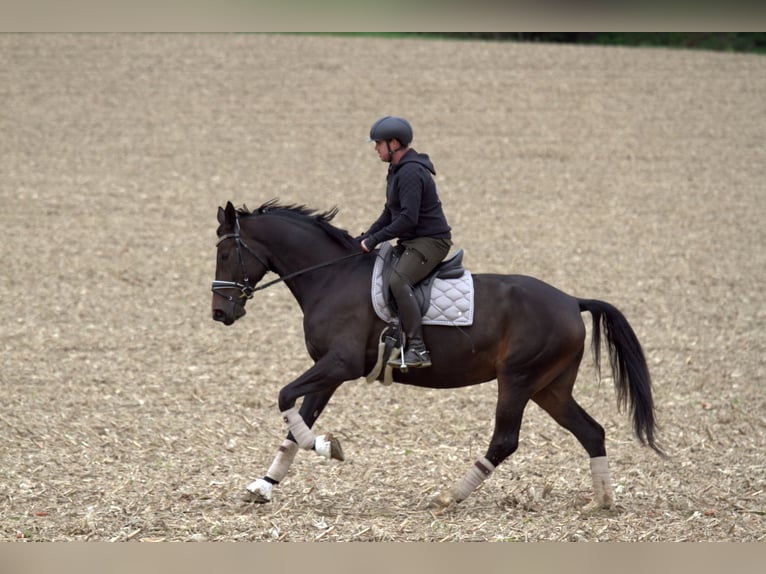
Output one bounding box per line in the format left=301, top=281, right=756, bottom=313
left=364, top=148, right=452, bottom=248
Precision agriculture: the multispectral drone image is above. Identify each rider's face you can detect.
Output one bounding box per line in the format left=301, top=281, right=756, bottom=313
left=373, top=139, right=390, bottom=162
left=374, top=138, right=401, bottom=163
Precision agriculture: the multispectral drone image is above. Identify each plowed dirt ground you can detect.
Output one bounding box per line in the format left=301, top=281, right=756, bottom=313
left=1, top=34, right=764, bottom=542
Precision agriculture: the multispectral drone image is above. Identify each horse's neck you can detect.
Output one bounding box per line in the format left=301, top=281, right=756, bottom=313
left=251, top=217, right=352, bottom=301
left=265, top=225, right=341, bottom=274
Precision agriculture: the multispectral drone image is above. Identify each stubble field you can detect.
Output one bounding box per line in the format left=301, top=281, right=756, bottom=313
left=1, top=34, right=764, bottom=542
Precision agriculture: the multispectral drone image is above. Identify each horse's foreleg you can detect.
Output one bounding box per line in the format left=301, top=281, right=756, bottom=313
left=245, top=439, right=300, bottom=502
left=244, top=422, right=343, bottom=505
left=281, top=405, right=345, bottom=460
left=275, top=353, right=359, bottom=460
left=245, top=379, right=348, bottom=504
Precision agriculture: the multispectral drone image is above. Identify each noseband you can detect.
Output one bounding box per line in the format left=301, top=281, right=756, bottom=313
left=211, top=219, right=365, bottom=302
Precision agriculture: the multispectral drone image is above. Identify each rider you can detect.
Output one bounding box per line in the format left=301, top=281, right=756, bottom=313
left=358, top=116, right=453, bottom=369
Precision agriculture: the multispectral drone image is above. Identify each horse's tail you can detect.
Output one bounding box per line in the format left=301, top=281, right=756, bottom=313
left=578, top=298, right=665, bottom=457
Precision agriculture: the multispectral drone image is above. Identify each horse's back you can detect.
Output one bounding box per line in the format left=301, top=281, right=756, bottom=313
left=473, top=272, right=582, bottom=317
left=393, top=272, right=585, bottom=388
left=472, top=272, right=586, bottom=352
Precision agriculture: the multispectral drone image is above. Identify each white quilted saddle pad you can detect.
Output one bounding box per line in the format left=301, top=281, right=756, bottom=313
left=371, top=242, right=474, bottom=326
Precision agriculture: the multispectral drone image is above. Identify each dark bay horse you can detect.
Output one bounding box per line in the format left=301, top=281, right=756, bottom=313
left=211, top=199, right=663, bottom=510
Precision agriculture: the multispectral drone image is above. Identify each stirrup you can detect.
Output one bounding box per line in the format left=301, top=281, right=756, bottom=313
left=386, top=347, right=407, bottom=370
left=388, top=346, right=432, bottom=369
left=405, top=347, right=432, bottom=368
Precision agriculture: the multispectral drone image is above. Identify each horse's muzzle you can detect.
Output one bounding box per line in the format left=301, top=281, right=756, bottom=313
left=212, top=305, right=246, bottom=325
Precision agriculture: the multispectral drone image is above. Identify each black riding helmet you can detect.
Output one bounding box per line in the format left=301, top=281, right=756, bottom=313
left=368, top=116, right=413, bottom=146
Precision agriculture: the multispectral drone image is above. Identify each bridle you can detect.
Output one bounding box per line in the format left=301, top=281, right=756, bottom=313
left=211, top=218, right=269, bottom=302
left=211, top=218, right=365, bottom=302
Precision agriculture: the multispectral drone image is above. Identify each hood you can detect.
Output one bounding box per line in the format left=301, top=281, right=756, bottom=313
left=393, top=148, right=436, bottom=175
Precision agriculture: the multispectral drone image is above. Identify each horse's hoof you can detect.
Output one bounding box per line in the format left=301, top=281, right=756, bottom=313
left=242, top=490, right=270, bottom=504
left=329, top=435, right=345, bottom=461
left=243, top=478, right=272, bottom=503
left=315, top=433, right=345, bottom=461
left=580, top=498, right=615, bottom=514
left=429, top=490, right=457, bottom=511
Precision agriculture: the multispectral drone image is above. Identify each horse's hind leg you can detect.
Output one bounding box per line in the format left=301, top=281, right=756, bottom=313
left=531, top=355, right=615, bottom=510
left=430, top=375, right=530, bottom=509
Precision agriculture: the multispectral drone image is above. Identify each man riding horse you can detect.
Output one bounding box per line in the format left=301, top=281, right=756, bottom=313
left=358, top=116, right=453, bottom=369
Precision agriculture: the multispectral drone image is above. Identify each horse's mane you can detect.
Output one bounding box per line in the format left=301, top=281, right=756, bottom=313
left=236, top=199, right=356, bottom=248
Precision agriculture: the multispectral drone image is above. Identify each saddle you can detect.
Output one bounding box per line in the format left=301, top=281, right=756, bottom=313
left=371, top=242, right=475, bottom=327
left=366, top=243, right=475, bottom=384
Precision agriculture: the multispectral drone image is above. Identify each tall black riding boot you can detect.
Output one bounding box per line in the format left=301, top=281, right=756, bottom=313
left=389, top=284, right=432, bottom=369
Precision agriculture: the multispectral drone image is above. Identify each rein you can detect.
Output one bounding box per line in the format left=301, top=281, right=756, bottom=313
left=211, top=222, right=365, bottom=301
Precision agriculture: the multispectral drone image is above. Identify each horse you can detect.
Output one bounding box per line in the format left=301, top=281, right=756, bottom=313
left=211, top=199, right=664, bottom=511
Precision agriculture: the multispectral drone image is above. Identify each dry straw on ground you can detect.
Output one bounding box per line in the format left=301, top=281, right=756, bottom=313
left=1, top=34, right=764, bottom=542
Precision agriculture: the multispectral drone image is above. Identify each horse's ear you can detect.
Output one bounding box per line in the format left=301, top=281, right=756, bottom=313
left=219, top=201, right=237, bottom=228
left=226, top=201, right=237, bottom=221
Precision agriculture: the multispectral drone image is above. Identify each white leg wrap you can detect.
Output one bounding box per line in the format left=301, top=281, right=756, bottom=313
left=313, top=435, right=333, bottom=459
left=453, top=457, right=495, bottom=502
left=246, top=478, right=273, bottom=502
left=589, top=455, right=614, bottom=508
left=265, top=439, right=299, bottom=483
left=281, top=406, right=315, bottom=449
